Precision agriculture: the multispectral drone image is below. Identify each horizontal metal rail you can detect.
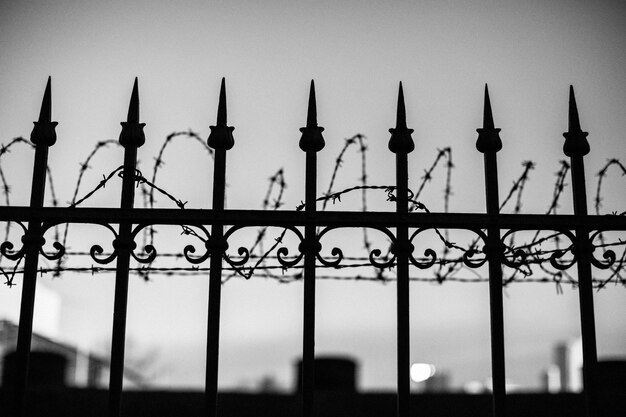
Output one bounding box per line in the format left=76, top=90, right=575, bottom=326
left=0, top=207, right=624, bottom=231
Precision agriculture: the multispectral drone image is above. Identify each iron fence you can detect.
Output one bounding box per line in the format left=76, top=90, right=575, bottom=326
left=1, top=77, right=625, bottom=417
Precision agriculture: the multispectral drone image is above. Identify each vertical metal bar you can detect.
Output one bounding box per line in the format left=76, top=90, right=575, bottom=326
left=563, top=86, right=597, bottom=417
left=484, top=153, right=506, bottom=417
left=395, top=154, right=410, bottom=417
left=302, top=151, right=317, bottom=417
left=298, top=81, right=325, bottom=417
left=205, top=149, right=225, bottom=416
left=476, top=85, right=506, bottom=417
left=205, top=78, right=234, bottom=417
left=12, top=77, right=57, bottom=417
left=388, top=83, right=414, bottom=417
left=109, top=78, right=145, bottom=417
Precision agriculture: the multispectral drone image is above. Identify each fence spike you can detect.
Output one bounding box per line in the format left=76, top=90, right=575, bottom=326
left=217, top=77, right=227, bottom=126
left=127, top=77, right=140, bottom=123
left=299, top=80, right=325, bottom=152
left=119, top=77, right=146, bottom=147
left=388, top=81, right=414, bottom=154
left=396, top=81, right=407, bottom=129
left=39, top=76, right=52, bottom=123
left=475, top=84, right=502, bottom=153
left=208, top=77, right=235, bottom=150
left=483, top=84, right=495, bottom=130
left=563, top=85, right=589, bottom=157
left=30, top=76, right=58, bottom=146
left=568, top=85, right=581, bottom=132
left=307, top=80, right=317, bottom=127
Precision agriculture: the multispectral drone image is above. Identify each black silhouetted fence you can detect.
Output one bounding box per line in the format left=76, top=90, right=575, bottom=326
left=1, top=76, right=625, bottom=417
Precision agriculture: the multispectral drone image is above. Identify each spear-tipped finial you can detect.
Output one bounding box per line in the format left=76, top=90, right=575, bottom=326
left=216, top=77, right=227, bottom=126
left=568, top=85, right=581, bottom=132
left=388, top=82, right=414, bottom=154
left=563, top=85, right=589, bottom=157
left=396, top=82, right=407, bottom=129
left=299, top=80, right=325, bottom=152
left=475, top=84, right=502, bottom=153
left=306, top=80, right=318, bottom=127
left=38, top=76, right=52, bottom=123
left=30, top=76, right=58, bottom=146
left=119, top=77, right=146, bottom=148
left=483, top=84, right=495, bottom=130
left=208, top=77, right=235, bottom=150
left=127, top=77, right=140, bottom=123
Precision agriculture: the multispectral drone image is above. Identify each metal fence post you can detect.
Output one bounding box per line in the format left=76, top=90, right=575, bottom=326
left=205, top=78, right=234, bottom=417
left=299, top=80, right=325, bottom=417
left=109, top=78, right=145, bottom=417
left=11, top=77, right=58, bottom=417
left=563, top=86, right=597, bottom=417
left=388, top=82, right=414, bottom=417
left=476, top=85, right=506, bottom=417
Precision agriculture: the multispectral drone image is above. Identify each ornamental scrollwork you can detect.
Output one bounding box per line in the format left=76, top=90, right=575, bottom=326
left=1, top=221, right=66, bottom=262
left=407, top=228, right=437, bottom=269
left=499, top=229, right=528, bottom=268
left=89, top=223, right=119, bottom=264
left=182, top=225, right=213, bottom=264
left=315, top=227, right=345, bottom=268
left=222, top=225, right=252, bottom=267
left=0, top=221, right=28, bottom=261
left=129, top=224, right=157, bottom=264
left=588, top=230, right=617, bottom=270
left=366, top=227, right=396, bottom=269
left=275, top=227, right=305, bottom=268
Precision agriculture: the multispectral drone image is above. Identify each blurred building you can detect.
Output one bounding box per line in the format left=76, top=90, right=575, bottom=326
left=541, top=338, right=583, bottom=392
left=0, top=350, right=623, bottom=416
left=0, top=320, right=143, bottom=388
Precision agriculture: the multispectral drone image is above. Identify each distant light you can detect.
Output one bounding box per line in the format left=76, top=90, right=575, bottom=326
left=410, top=363, right=436, bottom=383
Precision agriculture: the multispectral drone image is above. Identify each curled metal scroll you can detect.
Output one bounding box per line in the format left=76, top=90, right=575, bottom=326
left=220, top=224, right=305, bottom=269
left=224, top=247, right=250, bottom=267
left=89, top=223, right=119, bottom=265
left=224, top=226, right=304, bottom=268
left=222, top=225, right=252, bottom=267
left=277, top=246, right=304, bottom=268
left=499, top=230, right=528, bottom=268
left=462, top=248, right=487, bottom=268
left=316, top=247, right=344, bottom=268
left=549, top=248, right=576, bottom=270
left=501, top=248, right=528, bottom=268
left=0, top=222, right=28, bottom=261
left=40, top=241, right=66, bottom=261
left=131, top=244, right=157, bottom=263
left=129, top=225, right=157, bottom=263
left=315, top=227, right=345, bottom=268
left=408, top=228, right=437, bottom=269
left=369, top=248, right=395, bottom=269
left=545, top=230, right=576, bottom=271
left=588, top=230, right=617, bottom=270
left=184, top=243, right=212, bottom=264
left=182, top=225, right=213, bottom=264
left=365, top=227, right=397, bottom=269
left=460, top=229, right=488, bottom=268
left=275, top=226, right=305, bottom=268
left=39, top=222, right=66, bottom=261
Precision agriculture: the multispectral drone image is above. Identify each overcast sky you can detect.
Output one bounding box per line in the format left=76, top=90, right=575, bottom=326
left=0, top=0, right=625, bottom=391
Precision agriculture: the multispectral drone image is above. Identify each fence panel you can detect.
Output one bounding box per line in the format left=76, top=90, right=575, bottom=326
left=1, top=77, right=625, bottom=417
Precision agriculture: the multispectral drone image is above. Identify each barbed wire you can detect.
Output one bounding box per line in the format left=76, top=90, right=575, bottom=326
left=1, top=263, right=620, bottom=291
left=0, top=138, right=61, bottom=269
left=0, top=132, right=624, bottom=291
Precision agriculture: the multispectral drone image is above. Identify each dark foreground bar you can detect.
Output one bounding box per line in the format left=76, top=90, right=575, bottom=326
left=1, top=388, right=624, bottom=417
